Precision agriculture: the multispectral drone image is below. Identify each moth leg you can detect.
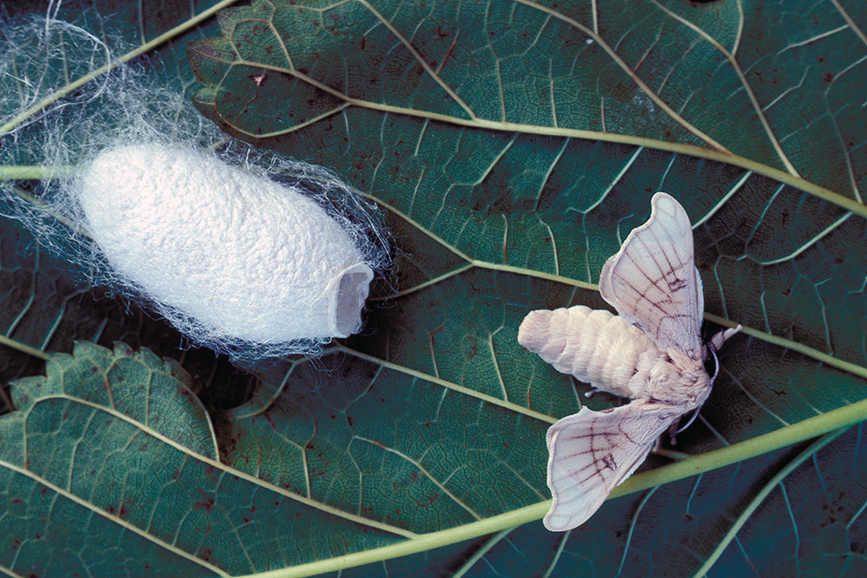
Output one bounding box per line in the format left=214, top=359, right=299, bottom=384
left=667, top=418, right=681, bottom=446
left=585, top=387, right=601, bottom=398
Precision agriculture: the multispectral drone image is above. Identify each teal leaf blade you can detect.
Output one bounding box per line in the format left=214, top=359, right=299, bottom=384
left=189, top=0, right=867, bottom=198
left=187, top=0, right=867, bottom=574
left=322, top=425, right=867, bottom=578
left=1, top=0, right=866, bottom=576
left=219, top=353, right=550, bottom=534
left=0, top=343, right=407, bottom=576
left=11, top=341, right=219, bottom=459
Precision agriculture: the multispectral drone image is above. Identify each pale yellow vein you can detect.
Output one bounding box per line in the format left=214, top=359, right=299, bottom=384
left=356, top=0, right=478, bottom=119
left=352, top=436, right=483, bottom=520
left=515, top=0, right=730, bottom=152
left=830, top=0, right=867, bottom=48
left=648, top=0, right=798, bottom=176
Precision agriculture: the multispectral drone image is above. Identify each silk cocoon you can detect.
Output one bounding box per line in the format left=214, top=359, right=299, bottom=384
left=0, top=15, right=390, bottom=360
left=79, top=143, right=374, bottom=344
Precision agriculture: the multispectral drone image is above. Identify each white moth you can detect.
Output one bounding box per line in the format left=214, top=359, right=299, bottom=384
left=518, top=192, right=741, bottom=532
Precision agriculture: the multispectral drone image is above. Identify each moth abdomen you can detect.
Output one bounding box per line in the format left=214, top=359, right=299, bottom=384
left=518, top=305, right=661, bottom=399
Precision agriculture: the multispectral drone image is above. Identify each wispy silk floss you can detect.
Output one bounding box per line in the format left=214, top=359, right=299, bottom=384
left=80, top=143, right=374, bottom=344
left=0, top=14, right=391, bottom=360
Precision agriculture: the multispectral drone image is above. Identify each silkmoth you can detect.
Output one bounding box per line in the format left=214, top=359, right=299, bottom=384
left=518, top=192, right=741, bottom=532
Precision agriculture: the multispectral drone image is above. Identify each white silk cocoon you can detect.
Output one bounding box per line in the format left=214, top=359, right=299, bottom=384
left=0, top=14, right=391, bottom=361
left=79, top=143, right=373, bottom=344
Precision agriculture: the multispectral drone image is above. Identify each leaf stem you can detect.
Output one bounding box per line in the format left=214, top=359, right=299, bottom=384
left=0, top=335, right=50, bottom=361
left=232, top=503, right=547, bottom=578
left=235, top=399, right=867, bottom=578
left=0, top=166, right=78, bottom=180
left=612, top=399, right=867, bottom=499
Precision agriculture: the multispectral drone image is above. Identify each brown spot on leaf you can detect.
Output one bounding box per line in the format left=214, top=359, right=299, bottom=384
left=194, top=496, right=216, bottom=512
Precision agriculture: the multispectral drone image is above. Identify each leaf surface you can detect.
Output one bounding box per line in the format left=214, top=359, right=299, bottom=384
left=0, top=343, right=406, bottom=576
left=1, top=0, right=866, bottom=577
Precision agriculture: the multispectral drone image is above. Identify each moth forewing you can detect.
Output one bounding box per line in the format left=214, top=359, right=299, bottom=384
left=544, top=401, right=685, bottom=531
left=599, top=192, right=704, bottom=359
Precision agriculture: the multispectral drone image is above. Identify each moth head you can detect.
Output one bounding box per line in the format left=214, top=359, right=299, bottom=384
left=649, top=347, right=712, bottom=405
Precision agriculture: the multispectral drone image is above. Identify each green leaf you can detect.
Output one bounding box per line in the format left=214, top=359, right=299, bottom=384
left=218, top=355, right=550, bottom=533
left=0, top=342, right=406, bottom=576
left=1, top=0, right=866, bottom=577
left=11, top=341, right=218, bottom=458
